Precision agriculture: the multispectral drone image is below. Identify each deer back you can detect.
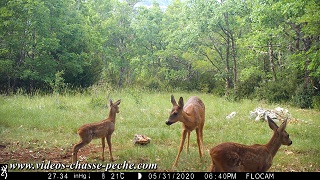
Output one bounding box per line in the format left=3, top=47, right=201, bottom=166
left=210, top=116, right=292, bottom=172
left=210, top=142, right=273, bottom=172
left=77, top=120, right=115, bottom=139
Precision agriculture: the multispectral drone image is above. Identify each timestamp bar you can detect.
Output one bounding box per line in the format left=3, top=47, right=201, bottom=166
left=3, top=172, right=320, bottom=180
left=144, top=172, right=320, bottom=180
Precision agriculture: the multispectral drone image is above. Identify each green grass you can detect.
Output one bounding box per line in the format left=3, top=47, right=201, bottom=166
left=0, top=89, right=319, bottom=172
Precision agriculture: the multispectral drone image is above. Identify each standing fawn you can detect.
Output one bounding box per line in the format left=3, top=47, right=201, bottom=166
left=166, top=95, right=205, bottom=168
left=209, top=116, right=292, bottom=172
left=72, top=99, right=121, bottom=163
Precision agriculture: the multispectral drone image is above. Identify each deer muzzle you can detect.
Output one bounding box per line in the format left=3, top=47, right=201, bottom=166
left=166, top=121, right=173, bottom=125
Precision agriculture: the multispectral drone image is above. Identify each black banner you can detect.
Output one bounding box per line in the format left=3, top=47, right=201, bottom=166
left=0, top=172, right=319, bottom=180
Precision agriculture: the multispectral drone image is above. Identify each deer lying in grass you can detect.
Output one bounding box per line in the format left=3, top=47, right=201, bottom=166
left=209, top=116, right=292, bottom=172
left=166, top=95, right=205, bottom=168
left=72, top=99, right=121, bottom=163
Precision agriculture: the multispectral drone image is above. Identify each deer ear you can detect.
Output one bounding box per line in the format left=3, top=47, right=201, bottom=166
left=115, top=99, right=121, bottom=106
left=178, top=97, right=184, bottom=107
left=267, top=116, right=278, bottom=131
left=109, top=99, right=113, bottom=106
left=171, top=95, right=177, bottom=106
left=278, top=118, right=288, bottom=132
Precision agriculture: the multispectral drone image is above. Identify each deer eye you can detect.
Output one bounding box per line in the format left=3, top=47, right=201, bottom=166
left=173, top=112, right=178, bottom=116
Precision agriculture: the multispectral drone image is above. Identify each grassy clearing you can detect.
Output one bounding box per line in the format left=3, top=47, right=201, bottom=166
left=0, top=89, right=319, bottom=172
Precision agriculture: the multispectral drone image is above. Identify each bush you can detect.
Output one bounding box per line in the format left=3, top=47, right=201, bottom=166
left=254, top=79, right=295, bottom=103
left=237, top=75, right=262, bottom=99
left=293, top=83, right=314, bottom=109
left=313, top=95, right=320, bottom=110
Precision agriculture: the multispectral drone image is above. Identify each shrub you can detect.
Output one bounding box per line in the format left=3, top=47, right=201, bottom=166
left=254, top=79, right=295, bottom=103
left=313, top=95, right=320, bottom=110
left=237, top=75, right=262, bottom=99
left=293, top=83, right=314, bottom=109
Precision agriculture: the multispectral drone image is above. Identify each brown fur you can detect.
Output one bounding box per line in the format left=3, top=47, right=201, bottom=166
left=209, top=116, right=292, bottom=172
left=166, top=95, right=205, bottom=168
left=72, top=99, right=121, bottom=163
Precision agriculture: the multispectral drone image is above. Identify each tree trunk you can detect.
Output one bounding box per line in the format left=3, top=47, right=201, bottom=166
left=118, top=66, right=125, bottom=88
left=231, top=35, right=237, bottom=97
left=268, top=40, right=276, bottom=81
left=224, top=12, right=231, bottom=97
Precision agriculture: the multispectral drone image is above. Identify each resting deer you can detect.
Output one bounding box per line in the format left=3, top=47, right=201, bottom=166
left=166, top=95, right=205, bottom=168
left=72, top=99, right=121, bottom=163
left=209, top=116, right=292, bottom=172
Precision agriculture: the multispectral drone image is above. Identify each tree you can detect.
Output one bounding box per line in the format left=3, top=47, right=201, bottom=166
left=160, top=0, right=201, bottom=90
left=102, top=0, right=139, bottom=88
left=189, top=0, right=245, bottom=96
left=130, top=2, right=165, bottom=88
left=0, top=0, right=102, bottom=93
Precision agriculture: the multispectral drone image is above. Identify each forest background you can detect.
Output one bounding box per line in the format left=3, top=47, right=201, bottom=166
left=0, top=0, right=319, bottom=109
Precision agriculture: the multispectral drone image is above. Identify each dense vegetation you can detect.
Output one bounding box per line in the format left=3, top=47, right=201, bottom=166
left=0, top=0, right=319, bottom=109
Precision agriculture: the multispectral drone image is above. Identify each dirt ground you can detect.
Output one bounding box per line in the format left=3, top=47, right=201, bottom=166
left=0, top=142, right=100, bottom=165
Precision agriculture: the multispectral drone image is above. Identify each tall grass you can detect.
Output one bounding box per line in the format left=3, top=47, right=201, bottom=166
left=0, top=89, right=319, bottom=172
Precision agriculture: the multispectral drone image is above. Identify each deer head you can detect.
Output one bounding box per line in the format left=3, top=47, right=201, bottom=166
left=166, top=95, right=184, bottom=125
left=110, top=99, right=121, bottom=113
left=267, top=116, right=292, bottom=146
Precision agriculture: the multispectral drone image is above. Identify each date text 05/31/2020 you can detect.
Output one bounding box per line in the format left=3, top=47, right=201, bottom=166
left=147, top=172, right=275, bottom=180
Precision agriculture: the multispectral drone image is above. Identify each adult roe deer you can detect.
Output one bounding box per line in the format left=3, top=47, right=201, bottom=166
left=72, top=99, right=121, bottom=163
left=166, top=95, right=205, bottom=168
left=209, top=116, right=292, bottom=172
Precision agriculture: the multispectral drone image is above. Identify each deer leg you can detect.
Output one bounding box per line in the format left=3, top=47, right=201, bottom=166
left=196, top=128, right=203, bottom=158
left=187, top=131, right=191, bottom=154
left=72, top=140, right=89, bottom=163
left=106, top=134, right=113, bottom=161
left=199, top=122, right=205, bottom=157
left=173, top=129, right=188, bottom=167
left=101, top=137, right=105, bottom=161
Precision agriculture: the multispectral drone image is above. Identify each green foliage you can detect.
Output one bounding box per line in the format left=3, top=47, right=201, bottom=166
left=254, top=79, right=295, bottom=103
left=195, top=70, right=219, bottom=94
left=90, top=96, right=107, bottom=108
left=88, top=81, right=113, bottom=108
left=1, top=0, right=320, bottom=109
left=293, top=83, right=314, bottom=109
left=237, top=75, right=262, bottom=99
left=312, top=96, right=320, bottom=110
left=145, top=78, right=164, bottom=91
left=49, top=71, right=66, bottom=95
left=0, top=0, right=101, bottom=93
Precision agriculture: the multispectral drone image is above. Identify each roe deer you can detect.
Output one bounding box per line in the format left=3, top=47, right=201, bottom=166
left=209, top=116, right=292, bottom=172
left=72, top=99, right=121, bottom=163
left=166, top=95, right=205, bottom=168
